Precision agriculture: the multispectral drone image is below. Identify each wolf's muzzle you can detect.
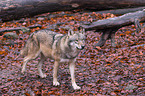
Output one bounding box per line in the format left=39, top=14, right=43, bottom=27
left=77, top=46, right=85, bottom=50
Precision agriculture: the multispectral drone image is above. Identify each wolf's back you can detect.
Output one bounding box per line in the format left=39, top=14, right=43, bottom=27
left=20, top=30, right=59, bottom=56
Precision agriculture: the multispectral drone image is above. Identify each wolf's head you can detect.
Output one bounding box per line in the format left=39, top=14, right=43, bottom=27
left=67, top=27, right=85, bottom=50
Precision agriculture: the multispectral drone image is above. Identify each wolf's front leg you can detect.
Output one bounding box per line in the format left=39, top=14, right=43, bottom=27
left=53, top=61, right=60, bottom=86
left=69, top=60, right=81, bottom=90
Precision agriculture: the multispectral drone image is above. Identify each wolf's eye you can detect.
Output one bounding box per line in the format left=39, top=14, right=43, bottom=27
left=75, top=40, right=78, bottom=44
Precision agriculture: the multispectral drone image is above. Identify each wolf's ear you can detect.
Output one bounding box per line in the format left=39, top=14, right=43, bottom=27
left=78, top=26, right=85, bottom=34
left=68, top=29, right=75, bottom=36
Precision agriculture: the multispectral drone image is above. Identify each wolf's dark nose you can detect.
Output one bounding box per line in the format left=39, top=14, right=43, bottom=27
left=81, top=46, right=85, bottom=49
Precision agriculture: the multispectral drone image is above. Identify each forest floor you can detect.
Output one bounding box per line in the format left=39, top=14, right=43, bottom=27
left=0, top=11, right=145, bottom=95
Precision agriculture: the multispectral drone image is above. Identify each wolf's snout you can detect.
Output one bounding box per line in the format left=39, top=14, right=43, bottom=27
left=76, top=45, right=85, bottom=50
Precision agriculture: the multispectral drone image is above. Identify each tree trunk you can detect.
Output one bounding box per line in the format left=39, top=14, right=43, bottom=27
left=1, top=0, right=145, bottom=21
left=82, top=10, right=145, bottom=31
left=82, top=9, right=145, bottom=47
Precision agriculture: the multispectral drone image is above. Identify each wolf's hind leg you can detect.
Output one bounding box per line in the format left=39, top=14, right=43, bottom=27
left=21, top=56, right=32, bottom=73
left=21, top=50, right=40, bottom=74
left=37, top=53, right=47, bottom=78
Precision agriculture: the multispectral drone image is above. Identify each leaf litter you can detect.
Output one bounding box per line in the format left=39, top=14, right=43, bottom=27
left=0, top=11, right=145, bottom=95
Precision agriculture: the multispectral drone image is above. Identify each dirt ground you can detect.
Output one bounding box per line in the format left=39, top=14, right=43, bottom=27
left=0, top=11, right=145, bottom=95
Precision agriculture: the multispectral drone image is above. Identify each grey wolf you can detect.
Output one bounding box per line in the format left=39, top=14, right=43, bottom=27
left=20, top=28, right=85, bottom=90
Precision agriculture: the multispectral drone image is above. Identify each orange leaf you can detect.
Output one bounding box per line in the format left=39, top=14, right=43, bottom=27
left=139, top=50, right=143, bottom=55
left=48, top=91, right=54, bottom=94
left=120, top=60, right=124, bottom=63
left=41, top=26, right=47, bottom=29
left=25, top=93, right=31, bottom=96
left=0, top=50, right=5, bottom=55
left=95, top=46, right=101, bottom=50
left=120, top=33, right=125, bottom=36
left=125, top=31, right=131, bottom=34
left=107, top=63, right=112, bottom=66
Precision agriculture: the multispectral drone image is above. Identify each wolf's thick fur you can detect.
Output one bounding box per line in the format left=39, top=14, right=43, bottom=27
left=20, top=28, right=85, bottom=90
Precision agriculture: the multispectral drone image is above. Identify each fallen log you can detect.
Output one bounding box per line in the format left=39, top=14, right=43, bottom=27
left=1, top=0, right=145, bottom=21
left=121, top=44, right=145, bottom=50
left=83, top=6, right=145, bottom=16
left=82, top=9, right=145, bottom=47
left=0, top=24, right=42, bottom=35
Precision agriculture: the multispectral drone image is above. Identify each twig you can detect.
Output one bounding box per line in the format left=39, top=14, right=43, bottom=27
left=0, top=24, right=42, bottom=35
left=121, top=44, right=145, bottom=50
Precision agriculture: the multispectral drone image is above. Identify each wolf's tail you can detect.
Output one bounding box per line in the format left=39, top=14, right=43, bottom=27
left=20, top=39, right=31, bottom=56
left=20, top=33, right=39, bottom=56
left=13, top=42, right=28, bottom=60
left=13, top=40, right=31, bottom=61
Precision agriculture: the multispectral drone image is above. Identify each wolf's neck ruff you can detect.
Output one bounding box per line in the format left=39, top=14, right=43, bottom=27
left=62, top=48, right=80, bottom=59
left=53, top=34, right=81, bottom=59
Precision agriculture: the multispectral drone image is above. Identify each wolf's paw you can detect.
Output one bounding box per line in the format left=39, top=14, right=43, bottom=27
left=53, top=81, right=60, bottom=86
left=40, top=73, right=47, bottom=78
left=73, top=85, right=81, bottom=90
left=21, top=69, right=25, bottom=74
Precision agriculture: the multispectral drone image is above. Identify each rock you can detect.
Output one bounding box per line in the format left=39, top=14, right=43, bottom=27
left=125, top=84, right=137, bottom=90
left=3, top=32, right=18, bottom=39
left=21, top=27, right=30, bottom=33
left=37, top=17, right=45, bottom=21
left=60, top=25, right=71, bottom=30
